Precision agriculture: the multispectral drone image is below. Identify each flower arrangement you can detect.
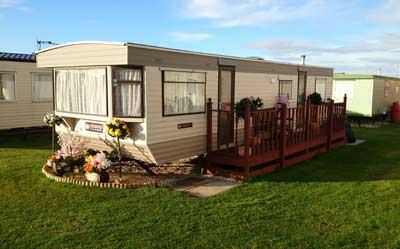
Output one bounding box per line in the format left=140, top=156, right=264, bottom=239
left=57, top=133, right=86, bottom=158
left=84, top=152, right=111, bottom=173
left=234, top=97, right=264, bottom=119
left=43, top=113, right=63, bottom=127
left=44, top=112, right=63, bottom=152
left=46, top=133, right=86, bottom=176
left=106, top=118, right=130, bottom=139
left=275, top=95, right=289, bottom=109
left=105, top=118, right=131, bottom=177
left=83, top=151, right=112, bottom=183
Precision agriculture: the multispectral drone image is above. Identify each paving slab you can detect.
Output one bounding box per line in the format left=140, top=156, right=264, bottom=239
left=347, top=139, right=366, bottom=146
left=172, top=176, right=241, bottom=197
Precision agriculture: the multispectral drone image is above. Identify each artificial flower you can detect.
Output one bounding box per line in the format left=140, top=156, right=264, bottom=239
left=115, top=129, right=122, bottom=137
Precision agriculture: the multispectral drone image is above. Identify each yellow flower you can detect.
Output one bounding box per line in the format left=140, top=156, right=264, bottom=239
left=122, top=124, right=128, bottom=130
left=115, top=129, right=122, bottom=137
left=112, top=119, right=118, bottom=126
left=108, top=129, right=115, bottom=137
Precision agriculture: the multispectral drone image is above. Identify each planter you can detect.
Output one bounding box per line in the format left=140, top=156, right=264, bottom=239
left=52, top=163, right=65, bottom=177
left=99, top=170, right=110, bottom=183
left=85, top=172, right=100, bottom=183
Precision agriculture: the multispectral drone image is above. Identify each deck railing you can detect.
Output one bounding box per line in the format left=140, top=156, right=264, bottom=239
left=206, top=95, right=347, bottom=178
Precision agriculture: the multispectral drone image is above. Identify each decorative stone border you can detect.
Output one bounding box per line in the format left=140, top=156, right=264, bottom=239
left=42, top=165, right=181, bottom=189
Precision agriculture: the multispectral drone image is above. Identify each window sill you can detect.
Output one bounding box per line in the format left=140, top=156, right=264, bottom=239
left=55, top=111, right=109, bottom=122
left=32, top=99, right=53, bottom=103
left=162, top=112, right=206, bottom=117
left=115, top=117, right=144, bottom=123
left=0, top=100, right=16, bottom=104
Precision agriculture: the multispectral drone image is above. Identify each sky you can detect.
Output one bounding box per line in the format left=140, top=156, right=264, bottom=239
left=1, top=0, right=400, bottom=76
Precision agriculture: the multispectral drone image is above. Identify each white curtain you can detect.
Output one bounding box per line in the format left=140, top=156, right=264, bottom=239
left=315, top=78, right=326, bottom=100
left=0, top=73, right=15, bottom=101
left=164, top=71, right=206, bottom=82
left=56, top=68, right=107, bottom=115
left=113, top=68, right=143, bottom=117
left=115, top=68, right=141, bottom=81
left=113, top=82, right=142, bottom=117
left=32, top=74, right=52, bottom=101
left=164, top=83, right=205, bottom=115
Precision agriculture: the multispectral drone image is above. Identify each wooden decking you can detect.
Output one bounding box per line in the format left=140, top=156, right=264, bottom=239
left=205, top=97, right=347, bottom=179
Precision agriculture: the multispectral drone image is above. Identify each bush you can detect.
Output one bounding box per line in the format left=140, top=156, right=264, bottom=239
left=309, top=92, right=322, bottom=105
left=234, top=97, right=264, bottom=119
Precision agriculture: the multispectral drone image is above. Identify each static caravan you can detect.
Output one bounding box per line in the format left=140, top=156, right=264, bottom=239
left=0, top=52, right=53, bottom=130
left=35, top=41, right=333, bottom=165
left=333, top=73, right=400, bottom=117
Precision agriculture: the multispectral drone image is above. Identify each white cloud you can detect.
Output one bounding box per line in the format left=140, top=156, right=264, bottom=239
left=169, top=31, right=214, bottom=42
left=0, top=0, right=31, bottom=12
left=249, top=33, right=400, bottom=76
left=182, top=0, right=329, bottom=27
left=371, top=0, right=400, bottom=24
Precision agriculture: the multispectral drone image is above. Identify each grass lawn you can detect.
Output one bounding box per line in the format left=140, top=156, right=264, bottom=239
left=1, top=125, right=400, bottom=249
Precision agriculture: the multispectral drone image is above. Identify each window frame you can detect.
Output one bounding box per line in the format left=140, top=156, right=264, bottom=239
left=111, top=66, right=145, bottom=118
left=54, top=66, right=108, bottom=117
left=278, top=80, right=292, bottom=100
left=161, top=70, right=207, bottom=117
left=0, top=71, right=16, bottom=103
left=31, top=72, right=53, bottom=102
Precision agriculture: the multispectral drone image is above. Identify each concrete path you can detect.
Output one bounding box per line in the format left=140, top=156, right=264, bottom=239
left=172, top=175, right=241, bottom=197
left=347, top=139, right=366, bottom=146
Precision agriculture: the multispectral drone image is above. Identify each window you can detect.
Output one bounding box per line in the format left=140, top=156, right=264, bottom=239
left=315, top=78, right=327, bottom=100
left=278, top=80, right=292, bottom=99
left=384, top=82, right=390, bottom=97
left=55, top=68, right=107, bottom=115
left=0, top=72, right=15, bottom=101
left=162, top=71, right=206, bottom=116
left=333, top=80, right=354, bottom=99
left=112, top=67, right=143, bottom=118
left=32, top=73, right=52, bottom=101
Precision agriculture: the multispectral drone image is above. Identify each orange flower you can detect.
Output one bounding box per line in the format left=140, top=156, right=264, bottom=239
left=84, top=162, right=92, bottom=173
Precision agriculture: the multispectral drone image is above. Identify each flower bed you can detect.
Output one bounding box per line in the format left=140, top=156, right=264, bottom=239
left=42, top=163, right=194, bottom=189
left=43, top=118, right=199, bottom=189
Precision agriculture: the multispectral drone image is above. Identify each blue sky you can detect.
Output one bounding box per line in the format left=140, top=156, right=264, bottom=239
left=1, top=0, right=400, bottom=75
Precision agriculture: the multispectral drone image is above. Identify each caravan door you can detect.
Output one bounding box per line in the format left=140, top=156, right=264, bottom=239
left=218, top=66, right=235, bottom=145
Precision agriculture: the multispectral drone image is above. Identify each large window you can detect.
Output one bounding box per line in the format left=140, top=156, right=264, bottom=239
left=32, top=73, right=52, bottom=101
left=315, top=78, right=326, bottom=100
left=162, top=71, right=206, bottom=116
left=0, top=72, right=15, bottom=101
left=278, top=80, right=292, bottom=99
left=55, top=68, right=107, bottom=115
left=112, top=67, right=143, bottom=117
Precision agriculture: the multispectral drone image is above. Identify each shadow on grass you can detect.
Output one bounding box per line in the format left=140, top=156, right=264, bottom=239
left=0, top=133, right=52, bottom=151
left=248, top=125, right=400, bottom=183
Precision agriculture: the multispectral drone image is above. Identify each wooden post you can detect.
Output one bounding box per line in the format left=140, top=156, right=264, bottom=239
left=279, top=103, right=287, bottom=168
left=343, top=94, right=347, bottom=126
left=204, top=98, right=213, bottom=175
left=244, top=99, right=251, bottom=177
left=327, top=99, right=334, bottom=151
left=305, top=97, right=311, bottom=152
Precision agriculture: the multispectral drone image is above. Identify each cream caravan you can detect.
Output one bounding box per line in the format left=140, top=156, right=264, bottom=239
left=35, top=41, right=333, bottom=164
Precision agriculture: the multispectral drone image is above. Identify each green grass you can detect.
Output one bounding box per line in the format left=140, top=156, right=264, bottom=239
left=1, top=126, right=400, bottom=249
